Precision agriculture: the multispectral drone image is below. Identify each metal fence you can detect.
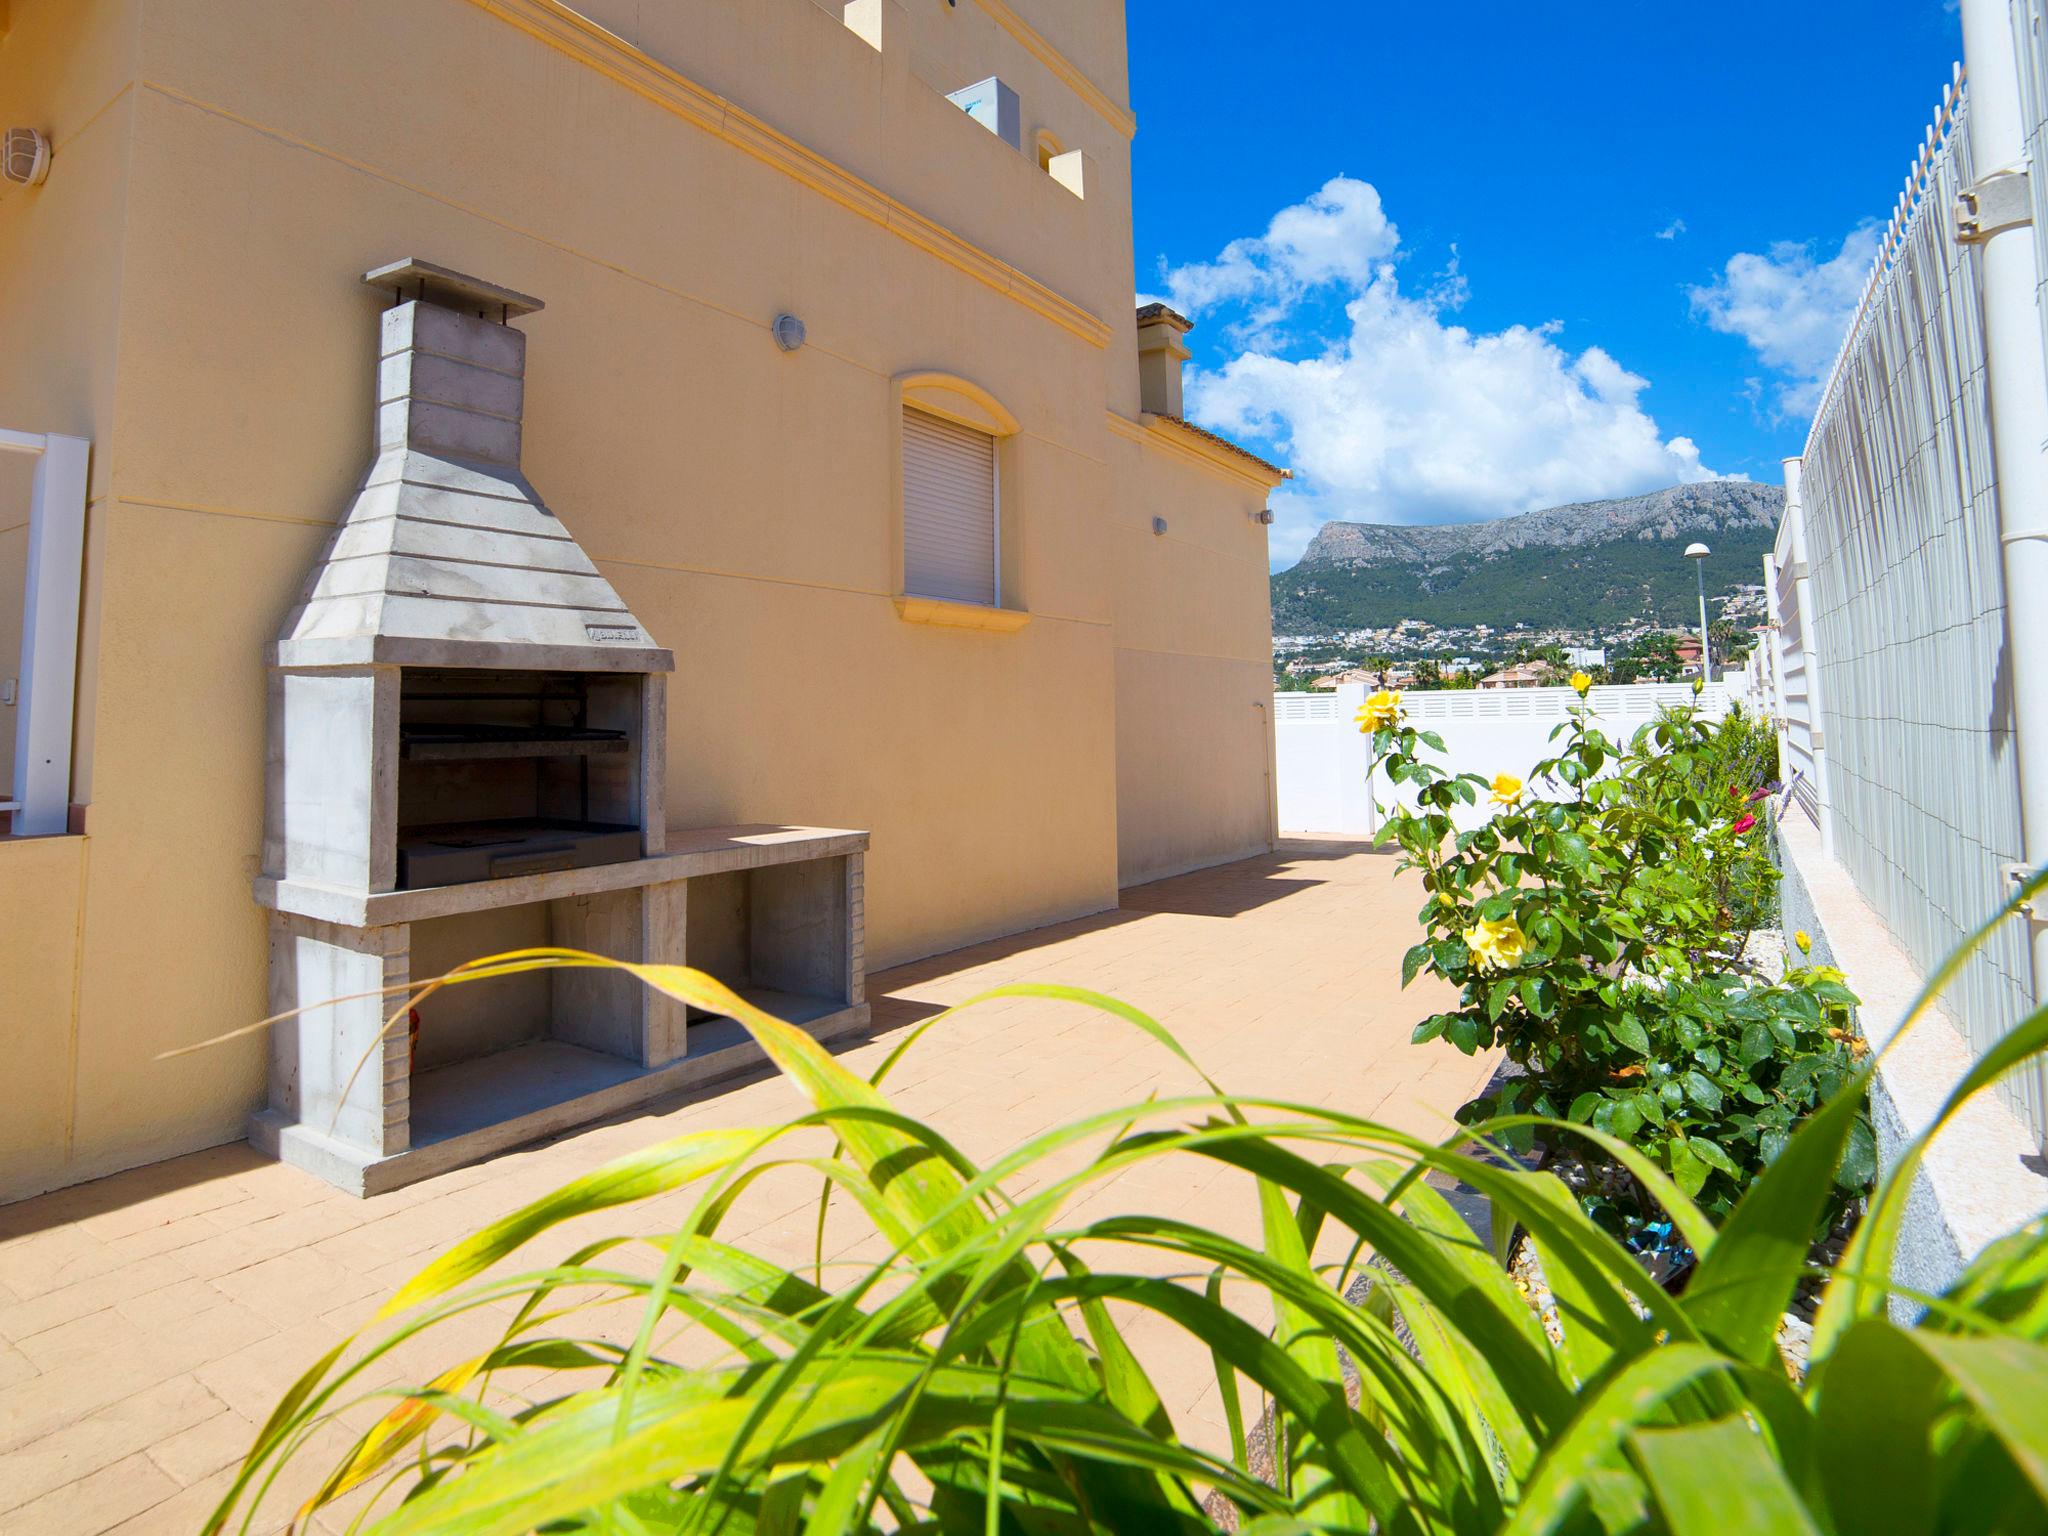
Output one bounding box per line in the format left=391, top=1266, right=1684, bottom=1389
left=1795, top=82, right=2042, bottom=1137
left=2015, top=0, right=2048, bottom=377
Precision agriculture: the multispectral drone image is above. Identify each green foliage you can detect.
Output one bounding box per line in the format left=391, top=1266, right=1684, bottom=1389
left=1272, top=522, right=1777, bottom=635
left=1372, top=698, right=1853, bottom=1234
left=207, top=881, right=2048, bottom=1535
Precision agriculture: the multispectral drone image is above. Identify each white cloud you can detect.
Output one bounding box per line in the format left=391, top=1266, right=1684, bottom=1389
left=1160, top=180, right=1723, bottom=564
left=1655, top=218, right=1687, bottom=241
left=1163, top=177, right=1399, bottom=343
left=1689, top=226, right=1879, bottom=416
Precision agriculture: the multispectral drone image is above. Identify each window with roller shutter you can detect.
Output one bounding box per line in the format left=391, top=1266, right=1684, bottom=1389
left=902, top=407, right=998, bottom=607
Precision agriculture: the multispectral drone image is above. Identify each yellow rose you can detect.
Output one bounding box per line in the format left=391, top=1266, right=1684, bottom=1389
left=1464, top=914, right=1528, bottom=972
left=1794, top=929, right=1812, bottom=954
left=1356, top=689, right=1403, bottom=733
left=1570, top=670, right=1593, bottom=695
left=1489, top=772, right=1524, bottom=806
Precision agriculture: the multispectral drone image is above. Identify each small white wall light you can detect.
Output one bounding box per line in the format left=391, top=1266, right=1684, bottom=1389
left=2, top=128, right=52, bottom=188
left=772, top=313, right=807, bottom=352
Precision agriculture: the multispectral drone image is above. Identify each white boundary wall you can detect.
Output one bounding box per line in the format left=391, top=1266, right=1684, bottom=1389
left=1276, top=683, right=1734, bottom=837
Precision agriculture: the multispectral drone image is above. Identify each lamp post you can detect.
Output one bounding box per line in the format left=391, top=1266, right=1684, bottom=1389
left=1684, top=542, right=1712, bottom=681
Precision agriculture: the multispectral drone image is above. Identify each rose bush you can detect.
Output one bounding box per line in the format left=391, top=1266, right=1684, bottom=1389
left=1367, top=691, right=1869, bottom=1245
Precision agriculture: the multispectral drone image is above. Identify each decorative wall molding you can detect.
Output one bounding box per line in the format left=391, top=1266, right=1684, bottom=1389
left=970, top=0, right=1137, bottom=140
left=466, top=0, right=1112, bottom=349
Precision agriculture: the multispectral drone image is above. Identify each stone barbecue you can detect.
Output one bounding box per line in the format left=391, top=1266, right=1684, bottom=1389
left=253, top=260, right=868, bottom=1195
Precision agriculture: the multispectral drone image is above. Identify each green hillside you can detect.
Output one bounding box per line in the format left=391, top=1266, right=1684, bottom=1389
left=1270, top=483, right=1781, bottom=636
left=1272, top=524, right=1776, bottom=633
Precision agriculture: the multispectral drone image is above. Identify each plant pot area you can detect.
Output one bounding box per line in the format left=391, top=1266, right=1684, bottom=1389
left=252, top=826, right=870, bottom=1196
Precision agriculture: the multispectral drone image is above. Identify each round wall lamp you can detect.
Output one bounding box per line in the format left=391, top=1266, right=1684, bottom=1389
left=771, top=313, right=807, bottom=352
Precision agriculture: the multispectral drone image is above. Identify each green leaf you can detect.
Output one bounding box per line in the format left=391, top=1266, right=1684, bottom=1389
left=1835, top=1115, right=1876, bottom=1190
left=1812, top=1320, right=1945, bottom=1536
left=1401, top=942, right=1433, bottom=989
left=1681, top=1071, right=1723, bottom=1113
left=1520, top=975, right=1558, bottom=1019
left=1554, top=831, right=1592, bottom=871
left=1612, top=1013, right=1651, bottom=1056
left=1690, top=1138, right=1737, bottom=1176
left=1911, top=1331, right=2048, bottom=1506
left=1669, top=1139, right=1709, bottom=1197
left=1500, top=1344, right=1737, bottom=1536
left=1630, top=1415, right=1824, bottom=1535
left=1686, top=1064, right=1869, bottom=1365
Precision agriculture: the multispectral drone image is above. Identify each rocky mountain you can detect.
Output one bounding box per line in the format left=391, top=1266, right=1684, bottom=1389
left=1273, top=482, right=1783, bottom=636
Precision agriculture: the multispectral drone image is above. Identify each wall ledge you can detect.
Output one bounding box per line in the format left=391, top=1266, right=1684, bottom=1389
left=894, top=596, right=1031, bottom=632
left=1776, top=811, right=2048, bottom=1309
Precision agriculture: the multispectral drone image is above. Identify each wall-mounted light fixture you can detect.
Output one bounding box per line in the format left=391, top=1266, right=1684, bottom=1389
left=2, top=127, right=51, bottom=188
left=1151, top=516, right=1169, bottom=537
left=772, top=313, right=807, bottom=352
left=1252, top=507, right=1275, bottom=526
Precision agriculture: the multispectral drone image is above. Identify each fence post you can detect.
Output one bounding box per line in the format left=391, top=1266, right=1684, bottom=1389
left=1780, top=459, right=1835, bottom=855
left=1962, top=0, right=2048, bottom=1140
left=1763, top=549, right=1791, bottom=790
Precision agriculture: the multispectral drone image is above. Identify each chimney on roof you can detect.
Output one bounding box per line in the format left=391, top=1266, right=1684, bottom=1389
left=1135, top=303, right=1192, bottom=418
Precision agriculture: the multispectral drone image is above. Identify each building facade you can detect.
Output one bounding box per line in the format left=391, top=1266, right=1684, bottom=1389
left=0, top=0, right=1283, bottom=1201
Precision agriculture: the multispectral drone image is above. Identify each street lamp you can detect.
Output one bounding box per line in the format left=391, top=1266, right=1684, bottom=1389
left=1684, top=542, right=1712, bottom=680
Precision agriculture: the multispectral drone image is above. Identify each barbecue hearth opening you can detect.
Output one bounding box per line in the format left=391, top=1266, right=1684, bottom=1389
left=396, top=668, right=646, bottom=888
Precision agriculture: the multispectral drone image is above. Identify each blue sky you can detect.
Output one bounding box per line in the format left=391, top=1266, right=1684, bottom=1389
left=1125, top=0, right=1964, bottom=565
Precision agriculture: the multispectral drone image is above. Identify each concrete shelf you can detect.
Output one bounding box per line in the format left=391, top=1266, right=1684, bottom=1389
left=254, top=994, right=867, bottom=1197
left=252, top=824, right=869, bottom=1196
left=255, top=824, right=869, bottom=927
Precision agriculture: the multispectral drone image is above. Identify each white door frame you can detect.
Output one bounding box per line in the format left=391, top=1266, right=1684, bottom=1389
left=0, top=428, right=88, bottom=837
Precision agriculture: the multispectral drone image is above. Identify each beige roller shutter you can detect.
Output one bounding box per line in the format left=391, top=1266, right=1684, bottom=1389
left=903, top=407, right=997, bottom=606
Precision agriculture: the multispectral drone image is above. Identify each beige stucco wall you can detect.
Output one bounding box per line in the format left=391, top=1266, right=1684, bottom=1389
left=0, top=0, right=1272, bottom=1202
left=1108, top=426, right=1277, bottom=887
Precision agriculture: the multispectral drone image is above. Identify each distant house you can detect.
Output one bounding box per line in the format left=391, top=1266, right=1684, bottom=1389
left=1564, top=645, right=1607, bottom=670
left=1312, top=666, right=1380, bottom=691
left=1674, top=637, right=1704, bottom=663
left=1478, top=662, right=1556, bottom=690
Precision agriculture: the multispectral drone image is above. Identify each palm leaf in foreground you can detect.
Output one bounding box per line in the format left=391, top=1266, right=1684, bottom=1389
left=206, top=939, right=2048, bottom=1536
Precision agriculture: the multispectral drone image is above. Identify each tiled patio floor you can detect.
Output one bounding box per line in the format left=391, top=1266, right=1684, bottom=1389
left=0, top=840, right=1494, bottom=1533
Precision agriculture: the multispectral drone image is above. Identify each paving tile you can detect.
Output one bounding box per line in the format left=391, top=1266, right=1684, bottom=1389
left=0, top=1452, right=181, bottom=1535
left=144, top=1406, right=262, bottom=1488
left=100, top=1467, right=249, bottom=1536
left=0, top=1338, right=34, bottom=1391
left=0, top=1300, right=272, bottom=1455
left=0, top=842, right=1499, bottom=1533
left=0, top=1375, right=222, bottom=1514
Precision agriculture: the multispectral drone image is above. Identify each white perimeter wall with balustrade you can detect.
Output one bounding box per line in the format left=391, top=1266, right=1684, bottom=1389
left=1275, top=683, right=1736, bottom=838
